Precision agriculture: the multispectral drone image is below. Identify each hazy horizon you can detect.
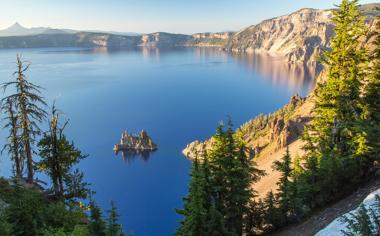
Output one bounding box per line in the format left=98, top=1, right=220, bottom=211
left=0, top=0, right=377, bottom=34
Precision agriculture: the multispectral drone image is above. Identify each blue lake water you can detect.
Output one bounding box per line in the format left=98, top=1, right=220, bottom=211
left=0, top=47, right=315, bottom=236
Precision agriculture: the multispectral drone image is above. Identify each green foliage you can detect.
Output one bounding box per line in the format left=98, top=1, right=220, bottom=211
left=175, top=156, right=209, bottom=236
left=176, top=119, right=264, bottom=235
left=207, top=120, right=264, bottom=235
left=37, top=105, right=89, bottom=201
left=300, top=0, right=370, bottom=209
left=0, top=181, right=87, bottom=236
left=89, top=200, right=106, bottom=236
left=263, top=191, right=283, bottom=230
left=239, top=95, right=304, bottom=142
left=362, top=8, right=380, bottom=165
left=106, top=201, right=125, bottom=236
left=0, top=96, right=23, bottom=177
left=1, top=55, right=47, bottom=183
left=272, top=147, right=293, bottom=222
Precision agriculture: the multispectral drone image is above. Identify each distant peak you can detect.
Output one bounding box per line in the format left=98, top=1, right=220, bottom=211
left=8, top=22, right=26, bottom=29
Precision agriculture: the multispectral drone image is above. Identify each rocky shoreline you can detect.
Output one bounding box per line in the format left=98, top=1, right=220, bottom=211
left=182, top=94, right=313, bottom=160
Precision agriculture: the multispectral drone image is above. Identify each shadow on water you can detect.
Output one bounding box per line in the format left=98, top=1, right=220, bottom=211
left=115, top=149, right=156, bottom=163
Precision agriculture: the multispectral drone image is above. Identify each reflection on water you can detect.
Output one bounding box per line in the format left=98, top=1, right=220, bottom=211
left=115, top=149, right=156, bottom=163
left=191, top=47, right=318, bottom=94
left=231, top=52, right=320, bottom=91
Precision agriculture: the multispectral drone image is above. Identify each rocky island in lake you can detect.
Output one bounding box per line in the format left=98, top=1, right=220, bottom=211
left=113, top=130, right=157, bottom=153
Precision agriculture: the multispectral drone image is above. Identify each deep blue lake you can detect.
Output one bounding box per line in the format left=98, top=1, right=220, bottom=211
left=0, top=47, right=315, bottom=236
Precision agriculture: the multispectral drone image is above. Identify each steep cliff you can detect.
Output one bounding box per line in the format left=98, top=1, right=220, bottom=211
left=183, top=94, right=313, bottom=160
left=226, top=9, right=334, bottom=65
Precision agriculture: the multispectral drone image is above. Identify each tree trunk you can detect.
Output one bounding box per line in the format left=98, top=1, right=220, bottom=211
left=25, top=137, right=33, bottom=183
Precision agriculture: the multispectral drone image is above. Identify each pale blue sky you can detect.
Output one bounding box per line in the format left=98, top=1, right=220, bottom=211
left=0, top=0, right=377, bottom=34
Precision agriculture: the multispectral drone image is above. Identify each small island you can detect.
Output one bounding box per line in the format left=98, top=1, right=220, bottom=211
left=113, top=129, right=157, bottom=153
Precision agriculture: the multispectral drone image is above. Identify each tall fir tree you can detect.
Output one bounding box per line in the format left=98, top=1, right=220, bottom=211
left=263, top=191, right=282, bottom=230
left=1, top=55, right=47, bottom=183
left=176, top=155, right=208, bottom=236
left=272, top=146, right=292, bottom=222
left=208, top=120, right=264, bottom=235
left=106, top=201, right=125, bottom=236
left=302, top=0, right=368, bottom=204
left=89, top=200, right=107, bottom=236
left=363, top=8, right=380, bottom=166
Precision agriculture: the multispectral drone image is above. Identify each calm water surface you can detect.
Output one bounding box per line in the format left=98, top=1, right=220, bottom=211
left=0, top=47, right=315, bottom=236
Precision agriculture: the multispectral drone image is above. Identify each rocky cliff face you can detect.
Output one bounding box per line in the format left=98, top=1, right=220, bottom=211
left=183, top=94, right=313, bottom=160
left=139, top=32, right=191, bottom=47
left=186, top=32, right=233, bottom=47
left=225, top=8, right=334, bottom=65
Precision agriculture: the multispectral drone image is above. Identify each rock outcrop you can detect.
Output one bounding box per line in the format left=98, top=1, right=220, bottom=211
left=113, top=130, right=157, bottom=152
left=225, top=8, right=334, bottom=65
left=183, top=94, right=313, bottom=160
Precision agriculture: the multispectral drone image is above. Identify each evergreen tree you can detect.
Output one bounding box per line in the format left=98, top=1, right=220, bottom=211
left=205, top=205, right=228, bottom=236
left=208, top=120, right=264, bottom=235
left=37, top=104, right=89, bottom=200
left=289, top=155, right=307, bottom=219
left=272, top=147, right=292, bottom=222
left=176, top=156, right=208, bottom=236
left=363, top=8, right=380, bottom=166
left=302, top=0, right=368, bottom=205
left=245, top=199, right=265, bottom=235
left=1, top=55, right=47, bottom=183
left=106, top=201, right=125, bottom=236
left=263, top=191, right=282, bottom=230
left=89, top=200, right=106, bottom=236
left=1, top=97, right=23, bottom=177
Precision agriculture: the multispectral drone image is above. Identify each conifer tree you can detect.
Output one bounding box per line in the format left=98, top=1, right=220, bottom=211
left=176, top=156, right=208, bottom=236
left=208, top=120, right=264, bottom=235
left=106, top=201, right=125, bottom=236
left=89, top=200, right=106, bottom=236
left=302, top=0, right=368, bottom=204
left=1, top=97, right=23, bottom=177
left=37, top=104, right=89, bottom=200
left=1, top=55, right=47, bottom=183
left=272, top=146, right=292, bottom=222
left=263, top=191, right=282, bottom=230
left=363, top=8, right=380, bottom=165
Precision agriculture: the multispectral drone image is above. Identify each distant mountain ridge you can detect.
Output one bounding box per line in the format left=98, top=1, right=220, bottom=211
left=0, top=23, right=140, bottom=37
left=0, top=22, right=76, bottom=36
left=0, top=3, right=379, bottom=65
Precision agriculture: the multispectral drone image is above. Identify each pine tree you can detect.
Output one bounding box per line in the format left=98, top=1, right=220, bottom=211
left=363, top=8, right=380, bottom=166
left=89, top=200, right=106, bottom=236
left=272, top=146, right=292, bottom=222
left=106, top=201, right=125, bottom=236
left=263, top=191, right=282, bottom=230
left=1, top=55, right=47, bottom=183
left=37, top=104, right=89, bottom=200
left=245, top=199, right=265, bottom=235
left=176, top=156, right=208, bottom=236
left=1, top=97, right=23, bottom=177
left=208, top=120, right=264, bottom=235
left=302, top=0, right=368, bottom=204
left=205, top=205, right=228, bottom=236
